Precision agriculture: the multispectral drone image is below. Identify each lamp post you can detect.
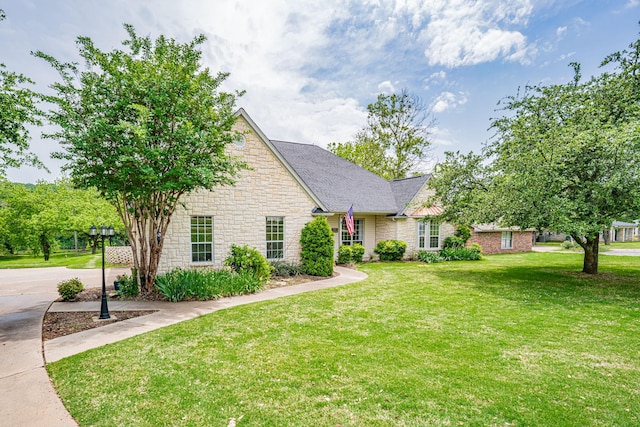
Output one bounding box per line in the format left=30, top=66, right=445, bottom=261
left=91, top=225, right=115, bottom=319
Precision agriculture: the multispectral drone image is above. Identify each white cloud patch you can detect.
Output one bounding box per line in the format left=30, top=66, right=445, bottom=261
left=430, top=91, right=468, bottom=113
left=556, top=26, right=567, bottom=40
left=415, top=0, right=535, bottom=67
left=377, top=80, right=397, bottom=94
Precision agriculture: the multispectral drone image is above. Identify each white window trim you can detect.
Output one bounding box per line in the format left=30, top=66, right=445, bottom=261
left=501, top=231, right=513, bottom=249
left=191, top=215, right=214, bottom=264
left=417, top=220, right=441, bottom=250
left=340, top=217, right=364, bottom=246
left=266, top=216, right=285, bottom=260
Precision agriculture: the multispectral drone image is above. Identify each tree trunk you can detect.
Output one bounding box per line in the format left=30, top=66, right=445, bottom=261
left=40, top=233, right=51, bottom=261
left=603, top=229, right=611, bottom=245
left=571, top=233, right=599, bottom=274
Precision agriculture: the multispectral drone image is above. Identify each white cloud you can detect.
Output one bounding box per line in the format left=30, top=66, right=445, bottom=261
left=556, top=26, right=567, bottom=40
left=377, top=80, right=397, bottom=94
left=430, top=91, right=468, bottom=113
left=417, top=0, right=535, bottom=67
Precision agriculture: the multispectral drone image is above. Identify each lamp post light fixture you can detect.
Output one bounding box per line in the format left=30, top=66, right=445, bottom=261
left=91, top=225, right=115, bottom=319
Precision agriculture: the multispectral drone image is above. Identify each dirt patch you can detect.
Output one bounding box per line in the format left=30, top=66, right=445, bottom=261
left=43, top=310, right=158, bottom=341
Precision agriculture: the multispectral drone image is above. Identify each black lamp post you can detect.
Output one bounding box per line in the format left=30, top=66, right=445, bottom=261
left=91, top=225, right=115, bottom=320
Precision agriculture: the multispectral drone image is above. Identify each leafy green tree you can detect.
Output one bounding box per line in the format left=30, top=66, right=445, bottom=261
left=0, top=9, right=44, bottom=176
left=429, top=36, right=640, bottom=275
left=35, top=25, right=246, bottom=291
left=329, top=89, right=433, bottom=179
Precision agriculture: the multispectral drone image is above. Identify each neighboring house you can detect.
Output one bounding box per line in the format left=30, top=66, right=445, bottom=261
left=467, top=224, right=535, bottom=255
left=610, top=221, right=637, bottom=242
left=158, top=109, right=454, bottom=273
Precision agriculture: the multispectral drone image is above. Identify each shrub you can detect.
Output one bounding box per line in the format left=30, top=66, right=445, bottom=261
left=561, top=240, right=577, bottom=250
left=154, top=268, right=263, bottom=302
left=57, top=278, right=84, bottom=301
left=351, top=243, right=365, bottom=263
left=468, top=243, right=483, bottom=254
left=439, top=245, right=482, bottom=261
left=416, top=250, right=443, bottom=263
left=224, top=244, right=272, bottom=283
left=270, top=261, right=303, bottom=277
left=337, top=245, right=353, bottom=264
left=374, top=240, right=407, bottom=261
left=454, top=225, right=472, bottom=242
left=300, top=216, right=334, bottom=277
left=443, top=236, right=466, bottom=249
left=115, top=273, right=139, bottom=297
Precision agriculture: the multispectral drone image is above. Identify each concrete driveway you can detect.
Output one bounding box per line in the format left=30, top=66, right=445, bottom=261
left=0, top=267, right=127, bottom=427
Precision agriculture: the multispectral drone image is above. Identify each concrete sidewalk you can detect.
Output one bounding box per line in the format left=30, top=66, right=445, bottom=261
left=45, top=267, right=367, bottom=363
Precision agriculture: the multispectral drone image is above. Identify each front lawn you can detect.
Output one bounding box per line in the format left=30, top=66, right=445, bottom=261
left=47, top=252, right=640, bottom=426
left=0, top=251, right=101, bottom=269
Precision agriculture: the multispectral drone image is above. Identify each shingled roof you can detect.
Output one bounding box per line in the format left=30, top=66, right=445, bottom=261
left=270, top=140, right=428, bottom=215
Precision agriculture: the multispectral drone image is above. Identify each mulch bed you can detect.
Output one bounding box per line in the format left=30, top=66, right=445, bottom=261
left=43, top=274, right=328, bottom=341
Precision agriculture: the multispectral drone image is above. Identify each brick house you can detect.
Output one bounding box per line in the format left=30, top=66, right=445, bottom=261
left=158, top=109, right=454, bottom=272
left=467, top=224, right=535, bottom=255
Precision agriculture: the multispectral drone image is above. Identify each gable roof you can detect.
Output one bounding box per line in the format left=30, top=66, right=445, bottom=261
left=271, top=140, right=399, bottom=213
left=235, top=108, right=431, bottom=216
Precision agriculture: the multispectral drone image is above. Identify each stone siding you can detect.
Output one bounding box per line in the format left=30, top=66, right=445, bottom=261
left=159, top=117, right=317, bottom=272
left=468, top=230, right=534, bottom=255
left=375, top=217, right=455, bottom=259
left=105, top=246, right=133, bottom=266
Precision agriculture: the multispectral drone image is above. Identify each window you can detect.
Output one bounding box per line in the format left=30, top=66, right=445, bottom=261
left=418, top=220, right=441, bottom=249
left=341, top=218, right=364, bottom=246
left=501, top=231, right=513, bottom=249
left=266, top=216, right=284, bottom=260
left=191, top=216, right=213, bottom=262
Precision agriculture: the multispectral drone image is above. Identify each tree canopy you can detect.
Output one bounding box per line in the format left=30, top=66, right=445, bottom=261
left=0, top=9, right=44, bottom=176
left=428, top=35, right=640, bottom=274
left=36, top=24, right=246, bottom=290
left=329, top=89, right=433, bottom=180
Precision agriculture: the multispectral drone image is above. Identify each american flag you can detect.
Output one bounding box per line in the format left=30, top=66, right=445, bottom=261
left=345, top=205, right=355, bottom=237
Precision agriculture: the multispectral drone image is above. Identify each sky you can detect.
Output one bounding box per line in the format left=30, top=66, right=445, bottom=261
left=1, top=0, right=639, bottom=183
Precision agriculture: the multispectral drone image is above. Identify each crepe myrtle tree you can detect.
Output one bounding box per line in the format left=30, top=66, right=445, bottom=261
left=36, top=24, right=247, bottom=291
left=429, top=35, right=640, bottom=275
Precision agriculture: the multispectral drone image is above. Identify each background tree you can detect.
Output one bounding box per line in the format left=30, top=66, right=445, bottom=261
left=428, top=36, right=640, bottom=275
left=329, top=89, right=433, bottom=179
left=0, top=9, right=44, bottom=177
left=0, top=180, right=120, bottom=259
left=36, top=24, right=246, bottom=291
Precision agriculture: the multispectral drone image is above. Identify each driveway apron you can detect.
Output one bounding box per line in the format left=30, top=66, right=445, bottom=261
left=0, top=267, right=126, bottom=427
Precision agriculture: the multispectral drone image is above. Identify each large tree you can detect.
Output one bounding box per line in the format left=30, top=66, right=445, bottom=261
left=428, top=39, right=640, bottom=275
left=0, top=9, right=44, bottom=176
left=329, top=89, right=433, bottom=179
left=36, top=24, right=246, bottom=291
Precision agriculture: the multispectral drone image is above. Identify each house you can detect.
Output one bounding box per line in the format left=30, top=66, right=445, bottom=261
left=467, top=224, right=535, bottom=255
left=158, top=109, right=455, bottom=272
left=610, top=221, right=638, bottom=242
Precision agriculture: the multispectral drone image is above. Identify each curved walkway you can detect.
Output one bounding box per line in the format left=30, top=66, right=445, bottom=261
left=0, top=266, right=367, bottom=426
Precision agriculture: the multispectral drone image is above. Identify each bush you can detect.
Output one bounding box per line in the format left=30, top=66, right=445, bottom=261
left=439, top=246, right=482, bottom=261
left=300, top=216, right=334, bottom=277
left=57, top=278, right=84, bottom=301
left=374, top=240, right=407, bottom=261
left=154, top=268, right=263, bottom=302
left=115, top=273, right=139, bottom=297
left=561, top=240, right=577, bottom=250
left=443, top=236, right=466, bottom=249
left=351, top=243, right=365, bottom=263
left=270, top=261, right=303, bottom=277
left=454, top=225, right=472, bottom=242
left=337, top=245, right=353, bottom=264
left=224, top=244, right=272, bottom=283
left=416, top=250, right=443, bottom=263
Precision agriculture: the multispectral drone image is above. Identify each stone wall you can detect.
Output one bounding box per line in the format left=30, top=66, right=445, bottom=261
left=105, top=246, right=133, bottom=266
left=158, top=116, right=317, bottom=272
left=467, top=231, right=534, bottom=255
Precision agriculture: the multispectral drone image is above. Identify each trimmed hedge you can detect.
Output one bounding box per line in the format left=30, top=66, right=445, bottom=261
left=300, top=216, right=334, bottom=277
left=374, top=240, right=407, bottom=261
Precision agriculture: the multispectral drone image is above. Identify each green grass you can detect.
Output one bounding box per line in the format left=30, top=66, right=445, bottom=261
left=0, top=251, right=101, bottom=269
left=47, top=252, right=640, bottom=426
